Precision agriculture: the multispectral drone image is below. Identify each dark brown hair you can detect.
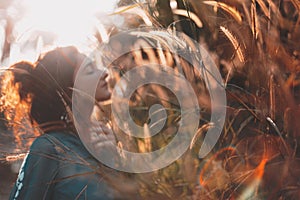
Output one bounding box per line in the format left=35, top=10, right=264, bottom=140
left=31, top=46, right=78, bottom=125
left=0, top=46, right=80, bottom=148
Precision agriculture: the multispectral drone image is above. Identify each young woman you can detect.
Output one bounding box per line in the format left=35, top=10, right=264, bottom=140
left=1, top=46, right=122, bottom=199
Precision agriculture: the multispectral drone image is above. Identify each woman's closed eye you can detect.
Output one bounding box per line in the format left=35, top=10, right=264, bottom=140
left=83, top=61, right=97, bottom=75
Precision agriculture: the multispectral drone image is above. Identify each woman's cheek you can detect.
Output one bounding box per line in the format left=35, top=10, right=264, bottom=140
left=95, top=83, right=111, bottom=101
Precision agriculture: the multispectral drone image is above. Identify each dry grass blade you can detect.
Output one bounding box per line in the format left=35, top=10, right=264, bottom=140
left=137, top=123, right=151, bottom=153
left=256, top=0, right=270, bottom=19
left=220, top=26, right=245, bottom=63
left=75, top=185, right=88, bottom=200
left=111, top=3, right=140, bottom=15
left=236, top=116, right=254, bottom=136
left=113, top=4, right=153, bottom=26
left=291, top=0, right=300, bottom=11
left=190, top=123, right=214, bottom=149
left=266, top=117, right=290, bottom=156
left=203, top=1, right=242, bottom=24
left=172, top=9, right=203, bottom=28
left=251, top=0, right=259, bottom=39
left=269, top=74, right=275, bottom=119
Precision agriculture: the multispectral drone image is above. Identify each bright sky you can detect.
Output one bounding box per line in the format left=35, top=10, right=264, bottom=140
left=1, top=0, right=118, bottom=66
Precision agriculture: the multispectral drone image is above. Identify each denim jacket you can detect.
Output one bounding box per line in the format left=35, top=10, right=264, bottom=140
left=9, top=131, right=116, bottom=200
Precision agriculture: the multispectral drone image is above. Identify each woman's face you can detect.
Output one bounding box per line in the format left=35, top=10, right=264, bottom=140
left=74, top=53, right=111, bottom=102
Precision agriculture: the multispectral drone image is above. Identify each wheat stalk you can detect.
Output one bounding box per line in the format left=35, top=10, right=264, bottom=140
left=203, top=1, right=242, bottom=24
left=220, top=26, right=245, bottom=63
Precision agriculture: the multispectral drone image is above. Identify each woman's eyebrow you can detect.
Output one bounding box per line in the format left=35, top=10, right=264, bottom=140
left=84, top=59, right=93, bottom=65
left=80, top=59, right=94, bottom=70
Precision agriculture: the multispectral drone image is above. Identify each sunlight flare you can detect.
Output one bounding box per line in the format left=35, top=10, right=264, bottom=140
left=5, top=0, right=117, bottom=65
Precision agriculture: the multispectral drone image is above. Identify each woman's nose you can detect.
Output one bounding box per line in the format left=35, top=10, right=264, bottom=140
left=99, top=70, right=109, bottom=81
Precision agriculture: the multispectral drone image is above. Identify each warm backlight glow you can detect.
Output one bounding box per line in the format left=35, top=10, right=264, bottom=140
left=5, top=0, right=118, bottom=65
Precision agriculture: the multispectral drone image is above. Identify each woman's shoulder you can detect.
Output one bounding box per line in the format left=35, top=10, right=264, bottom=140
left=30, top=133, right=59, bottom=153
left=37, top=131, right=97, bottom=162
left=29, top=131, right=83, bottom=158
left=31, top=131, right=78, bottom=149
